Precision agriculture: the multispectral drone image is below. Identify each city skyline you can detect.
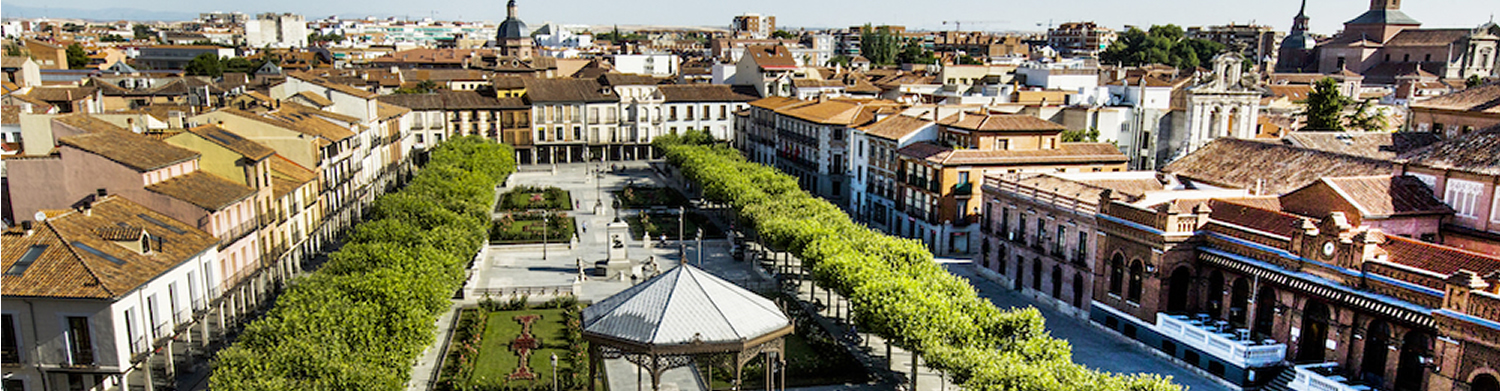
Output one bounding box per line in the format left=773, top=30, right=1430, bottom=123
left=3, top=0, right=1497, bottom=35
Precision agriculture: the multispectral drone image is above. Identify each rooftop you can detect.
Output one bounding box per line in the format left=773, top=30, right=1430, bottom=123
left=185, top=124, right=275, bottom=161
left=58, top=123, right=200, bottom=172
left=1398, top=124, right=1500, bottom=176
left=900, top=142, right=1127, bottom=166
left=1276, top=131, right=1441, bottom=160
left=146, top=171, right=257, bottom=211
left=1163, top=138, right=1394, bottom=195
left=938, top=111, right=1067, bottom=132
left=0, top=195, right=218, bottom=299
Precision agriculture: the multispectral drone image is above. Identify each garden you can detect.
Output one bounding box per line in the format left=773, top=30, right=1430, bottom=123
left=625, top=210, right=724, bottom=240
left=438, top=297, right=592, bottom=391
left=497, top=186, right=572, bottom=212
left=612, top=184, right=689, bottom=209
left=490, top=211, right=576, bottom=244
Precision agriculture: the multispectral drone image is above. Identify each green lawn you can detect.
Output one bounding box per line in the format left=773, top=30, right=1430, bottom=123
left=491, top=216, right=575, bottom=244
left=497, top=186, right=572, bottom=211
left=470, top=309, right=571, bottom=388
left=626, top=211, right=724, bottom=240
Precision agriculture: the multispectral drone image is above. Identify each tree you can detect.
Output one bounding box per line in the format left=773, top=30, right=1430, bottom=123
left=1100, top=25, right=1223, bottom=69
left=100, top=34, right=128, bottom=43
left=896, top=39, right=935, bottom=65
left=222, top=57, right=255, bottom=74
left=1060, top=128, right=1100, bottom=142
left=61, top=23, right=86, bottom=33
left=860, top=24, right=901, bottom=65
left=770, top=30, right=798, bottom=40
left=1298, top=77, right=1351, bottom=131
left=1467, top=74, right=1488, bottom=89
left=185, top=53, right=223, bottom=77
left=132, top=24, right=154, bottom=40
left=957, top=55, right=983, bottom=65
left=829, top=55, right=852, bottom=67
left=65, top=43, right=89, bottom=69
left=1346, top=98, right=1389, bottom=132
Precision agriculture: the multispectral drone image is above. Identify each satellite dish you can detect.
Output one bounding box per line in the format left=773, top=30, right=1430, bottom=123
left=34, top=211, right=47, bottom=222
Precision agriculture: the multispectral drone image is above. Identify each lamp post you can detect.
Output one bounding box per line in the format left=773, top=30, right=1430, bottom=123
left=542, top=213, right=549, bottom=260
left=696, top=228, right=703, bottom=265
left=678, top=206, right=685, bottom=260
left=550, top=353, right=558, bottom=391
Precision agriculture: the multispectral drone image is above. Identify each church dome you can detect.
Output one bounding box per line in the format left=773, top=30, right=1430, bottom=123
left=496, top=0, right=530, bottom=40
left=1280, top=32, right=1317, bottom=51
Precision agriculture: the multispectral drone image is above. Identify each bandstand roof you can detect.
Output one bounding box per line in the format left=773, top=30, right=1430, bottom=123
left=582, top=265, right=791, bottom=353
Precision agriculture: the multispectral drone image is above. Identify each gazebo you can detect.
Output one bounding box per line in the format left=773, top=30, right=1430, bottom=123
left=584, top=265, right=793, bottom=391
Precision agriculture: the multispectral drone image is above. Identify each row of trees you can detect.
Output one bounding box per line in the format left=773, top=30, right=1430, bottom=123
left=210, top=136, right=517, bottom=390
left=186, top=54, right=280, bottom=77
left=1099, top=25, right=1225, bottom=71
left=859, top=24, right=936, bottom=66
left=652, top=132, right=1176, bottom=391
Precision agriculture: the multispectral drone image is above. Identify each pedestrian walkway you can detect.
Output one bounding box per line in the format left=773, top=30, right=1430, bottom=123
left=940, top=260, right=1229, bottom=391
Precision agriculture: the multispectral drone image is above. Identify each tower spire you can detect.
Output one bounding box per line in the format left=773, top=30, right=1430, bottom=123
left=1297, top=0, right=1307, bottom=17
left=507, top=0, right=517, bottom=19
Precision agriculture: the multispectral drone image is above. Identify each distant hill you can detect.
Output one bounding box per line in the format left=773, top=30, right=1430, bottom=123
left=0, top=4, right=198, bottom=22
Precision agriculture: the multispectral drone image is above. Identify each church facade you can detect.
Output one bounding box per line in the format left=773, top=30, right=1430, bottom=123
left=1275, top=0, right=1499, bottom=84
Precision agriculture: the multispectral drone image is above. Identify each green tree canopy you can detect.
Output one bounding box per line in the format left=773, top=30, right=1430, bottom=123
left=1100, top=24, right=1224, bottom=70
left=132, top=24, right=154, bottom=40
left=100, top=34, right=128, bottom=43
left=860, top=24, right=902, bottom=65
left=185, top=53, right=223, bottom=77
left=1298, top=77, right=1350, bottom=131
left=1468, top=74, right=1488, bottom=88
left=770, top=30, right=798, bottom=40
left=65, top=43, right=89, bottom=69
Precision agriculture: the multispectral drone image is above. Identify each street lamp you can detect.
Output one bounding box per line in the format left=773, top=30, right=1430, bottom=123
left=678, top=206, right=686, bottom=260
left=542, top=213, right=549, bottom=260
left=696, top=228, right=703, bottom=265
left=550, top=353, right=559, bottom=391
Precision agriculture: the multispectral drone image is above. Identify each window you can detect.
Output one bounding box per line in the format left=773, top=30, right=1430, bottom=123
left=2, top=314, right=18, bottom=363
left=686, top=106, right=694, bottom=120
left=573, top=126, right=582, bottom=141
left=1128, top=261, right=1144, bottom=302
left=1109, top=256, right=1124, bottom=294
left=1492, top=193, right=1500, bottom=223
left=66, top=316, right=93, bottom=366
left=1446, top=179, right=1483, bottom=218
left=702, top=105, right=711, bottom=119
left=6, top=245, right=46, bottom=276
left=994, top=139, right=1008, bottom=150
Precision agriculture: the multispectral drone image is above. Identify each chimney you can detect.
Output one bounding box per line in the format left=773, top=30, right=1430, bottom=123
left=21, top=221, right=34, bottom=236
left=957, top=110, right=965, bottom=122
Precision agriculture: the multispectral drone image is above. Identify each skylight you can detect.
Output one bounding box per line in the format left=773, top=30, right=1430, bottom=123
left=5, top=245, right=48, bottom=276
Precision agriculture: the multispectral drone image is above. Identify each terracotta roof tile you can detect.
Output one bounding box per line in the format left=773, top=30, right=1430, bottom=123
left=1321, top=175, right=1453, bottom=218
left=185, top=124, right=275, bottom=161
left=1409, top=82, right=1500, bottom=114
left=1164, top=138, right=1394, bottom=194
left=58, top=126, right=200, bottom=172
left=146, top=171, right=256, bottom=211
left=657, top=85, right=758, bottom=103
left=860, top=114, right=932, bottom=140
left=938, top=111, right=1066, bottom=132
left=1398, top=124, right=1500, bottom=175
left=900, top=142, right=1127, bottom=166
left=1277, top=131, right=1442, bottom=160
left=1, top=196, right=218, bottom=299
left=1382, top=235, right=1500, bottom=276
left=268, top=154, right=315, bottom=199
left=1385, top=29, right=1471, bottom=47
left=746, top=45, right=797, bottom=70
left=293, top=90, right=334, bottom=107
left=1207, top=199, right=1310, bottom=238
left=377, top=90, right=527, bottom=110
left=522, top=78, right=617, bottom=103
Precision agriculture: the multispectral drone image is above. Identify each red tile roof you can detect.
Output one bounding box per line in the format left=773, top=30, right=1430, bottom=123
left=1382, top=235, right=1500, bottom=276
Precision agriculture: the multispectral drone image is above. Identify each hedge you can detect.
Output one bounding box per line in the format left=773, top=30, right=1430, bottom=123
left=653, top=132, right=1177, bottom=391
left=210, top=136, right=516, bottom=390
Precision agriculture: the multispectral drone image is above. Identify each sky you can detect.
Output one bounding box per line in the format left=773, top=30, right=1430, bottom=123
left=6, top=0, right=1498, bottom=36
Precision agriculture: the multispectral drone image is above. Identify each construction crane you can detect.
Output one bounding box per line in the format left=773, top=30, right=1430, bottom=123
left=942, top=20, right=1008, bottom=32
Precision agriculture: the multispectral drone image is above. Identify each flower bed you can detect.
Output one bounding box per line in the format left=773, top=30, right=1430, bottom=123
left=625, top=210, right=724, bottom=240
left=437, top=297, right=590, bottom=391
left=497, top=186, right=572, bottom=211
left=490, top=211, right=576, bottom=244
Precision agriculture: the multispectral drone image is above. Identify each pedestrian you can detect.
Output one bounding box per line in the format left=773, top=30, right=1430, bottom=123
left=575, top=200, right=580, bottom=210
left=582, top=221, right=587, bottom=233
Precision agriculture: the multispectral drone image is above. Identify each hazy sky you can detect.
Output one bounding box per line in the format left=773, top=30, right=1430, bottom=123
left=11, top=0, right=1499, bottom=35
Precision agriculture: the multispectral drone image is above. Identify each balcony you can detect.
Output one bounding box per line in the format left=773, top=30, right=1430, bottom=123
left=1291, top=363, right=1375, bottom=391
left=1155, top=313, right=1286, bottom=368
left=217, top=220, right=260, bottom=249
left=952, top=181, right=973, bottom=195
